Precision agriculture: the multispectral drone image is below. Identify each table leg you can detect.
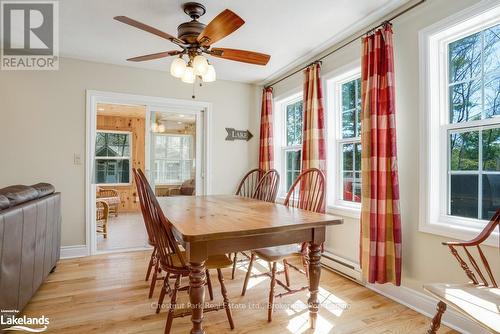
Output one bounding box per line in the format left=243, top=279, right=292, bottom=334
left=189, top=261, right=206, bottom=334
left=307, top=242, right=322, bottom=329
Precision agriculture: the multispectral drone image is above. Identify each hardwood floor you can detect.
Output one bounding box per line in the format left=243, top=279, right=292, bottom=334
left=97, top=212, right=149, bottom=252
left=22, top=251, right=456, bottom=334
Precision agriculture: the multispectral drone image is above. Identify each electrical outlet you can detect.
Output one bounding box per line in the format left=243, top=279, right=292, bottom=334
left=74, top=153, right=82, bottom=165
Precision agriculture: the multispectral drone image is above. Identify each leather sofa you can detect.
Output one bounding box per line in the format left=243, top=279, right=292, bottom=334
left=0, top=183, right=61, bottom=321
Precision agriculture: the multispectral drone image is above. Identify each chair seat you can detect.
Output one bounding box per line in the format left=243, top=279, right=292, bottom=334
left=168, top=251, right=233, bottom=270
left=253, top=244, right=302, bottom=262
left=423, top=283, right=500, bottom=333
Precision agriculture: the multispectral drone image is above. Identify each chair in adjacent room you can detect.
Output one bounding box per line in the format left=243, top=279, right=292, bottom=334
left=241, top=168, right=325, bottom=322
left=96, top=187, right=121, bottom=217
left=135, top=168, right=235, bottom=333
left=96, top=200, right=109, bottom=239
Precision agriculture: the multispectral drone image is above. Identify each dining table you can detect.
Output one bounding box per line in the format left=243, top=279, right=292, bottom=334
left=158, top=194, right=343, bottom=334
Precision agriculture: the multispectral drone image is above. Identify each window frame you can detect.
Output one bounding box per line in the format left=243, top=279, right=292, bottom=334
left=95, top=130, right=133, bottom=186
left=153, top=133, right=195, bottom=186
left=325, top=63, right=362, bottom=218
left=419, top=1, right=500, bottom=245
left=274, top=90, right=303, bottom=200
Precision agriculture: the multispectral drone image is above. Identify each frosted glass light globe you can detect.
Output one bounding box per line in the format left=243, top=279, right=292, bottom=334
left=170, top=57, right=187, bottom=78
left=181, top=66, right=195, bottom=84
left=202, top=64, right=216, bottom=83
left=193, top=55, right=209, bottom=76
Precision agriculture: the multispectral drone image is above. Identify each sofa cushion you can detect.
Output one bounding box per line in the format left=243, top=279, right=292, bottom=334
left=0, top=185, right=39, bottom=206
left=31, top=183, right=55, bottom=198
left=0, top=195, right=10, bottom=210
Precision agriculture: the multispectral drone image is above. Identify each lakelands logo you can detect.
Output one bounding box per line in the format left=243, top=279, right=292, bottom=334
left=1, top=312, right=49, bottom=332
left=1, top=0, right=59, bottom=70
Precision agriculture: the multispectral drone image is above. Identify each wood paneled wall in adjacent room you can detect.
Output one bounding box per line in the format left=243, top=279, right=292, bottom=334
left=97, top=108, right=145, bottom=213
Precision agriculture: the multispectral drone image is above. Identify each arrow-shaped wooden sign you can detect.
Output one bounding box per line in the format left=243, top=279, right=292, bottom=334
left=225, top=128, right=253, bottom=141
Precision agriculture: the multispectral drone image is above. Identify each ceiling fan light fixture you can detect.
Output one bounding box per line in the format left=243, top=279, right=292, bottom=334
left=202, top=64, right=216, bottom=82
left=193, top=55, right=209, bottom=76
left=170, top=57, right=187, bottom=78
left=181, top=65, right=196, bottom=84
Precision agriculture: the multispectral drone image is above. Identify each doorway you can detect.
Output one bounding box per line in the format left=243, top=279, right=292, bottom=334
left=86, top=91, right=211, bottom=255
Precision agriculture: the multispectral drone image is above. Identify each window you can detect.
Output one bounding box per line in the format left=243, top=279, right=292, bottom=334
left=420, top=2, right=500, bottom=242
left=274, top=92, right=303, bottom=196
left=339, top=78, right=362, bottom=203
left=95, top=131, right=131, bottom=184
left=154, top=134, right=194, bottom=185
left=326, top=65, right=362, bottom=216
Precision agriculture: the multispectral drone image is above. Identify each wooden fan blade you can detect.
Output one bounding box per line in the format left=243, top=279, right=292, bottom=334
left=211, top=48, right=270, bottom=65
left=197, top=10, right=244, bottom=46
left=114, top=16, right=185, bottom=46
left=127, top=50, right=181, bottom=62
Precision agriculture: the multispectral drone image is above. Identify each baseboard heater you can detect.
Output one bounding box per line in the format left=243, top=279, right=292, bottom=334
left=320, top=251, right=362, bottom=282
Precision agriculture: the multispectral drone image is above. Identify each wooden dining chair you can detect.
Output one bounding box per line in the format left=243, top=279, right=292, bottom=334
left=424, top=209, right=500, bottom=334
left=231, top=168, right=266, bottom=279
left=96, top=200, right=109, bottom=239
left=252, top=169, right=280, bottom=203
left=235, top=168, right=265, bottom=197
left=241, top=168, right=325, bottom=322
left=133, top=169, right=216, bottom=303
left=133, top=169, right=165, bottom=298
left=135, top=168, right=235, bottom=333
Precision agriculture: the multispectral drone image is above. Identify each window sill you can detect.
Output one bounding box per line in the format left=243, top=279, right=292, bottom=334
left=327, top=204, right=360, bottom=219
left=419, top=220, right=499, bottom=247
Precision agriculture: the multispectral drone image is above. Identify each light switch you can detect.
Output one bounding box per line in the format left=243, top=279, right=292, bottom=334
left=74, top=153, right=82, bottom=165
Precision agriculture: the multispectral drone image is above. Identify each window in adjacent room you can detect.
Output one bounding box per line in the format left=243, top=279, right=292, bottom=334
left=154, top=134, right=194, bottom=185
left=95, top=131, right=132, bottom=185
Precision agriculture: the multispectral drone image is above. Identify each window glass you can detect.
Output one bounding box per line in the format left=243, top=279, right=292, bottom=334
left=448, top=23, right=500, bottom=123
left=95, top=132, right=131, bottom=184
left=285, top=150, right=301, bottom=192
left=338, top=77, right=362, bottom=204
left=286, top=100, right=303, bottom=146
left=154, top=135, right=193, bottom=185
left=446, top=23, right=500, bottom=222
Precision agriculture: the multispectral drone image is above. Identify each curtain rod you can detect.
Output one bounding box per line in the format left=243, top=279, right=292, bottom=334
left=265, top=0, right=427, bottom=89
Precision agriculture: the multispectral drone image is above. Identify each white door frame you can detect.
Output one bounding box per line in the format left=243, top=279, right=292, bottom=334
left=85, top=90, right=212, bottom=256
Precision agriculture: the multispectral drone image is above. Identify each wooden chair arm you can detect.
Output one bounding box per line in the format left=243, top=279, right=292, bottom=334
left=441, top=209, right=500, bottom=247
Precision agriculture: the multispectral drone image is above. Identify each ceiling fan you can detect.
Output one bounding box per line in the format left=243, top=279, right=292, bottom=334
left=114, top=2, right=271, bottom=83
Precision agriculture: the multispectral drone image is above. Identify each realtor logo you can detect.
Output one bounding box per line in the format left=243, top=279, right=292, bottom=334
left=1, top=1, right=59, bottom=70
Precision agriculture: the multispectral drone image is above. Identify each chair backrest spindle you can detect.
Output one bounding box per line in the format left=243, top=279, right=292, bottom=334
left=284, top=168, right=325, bottom=213
left=252, top=169, right=280, bottom=202
left=236, top=168, right=265, bottom=198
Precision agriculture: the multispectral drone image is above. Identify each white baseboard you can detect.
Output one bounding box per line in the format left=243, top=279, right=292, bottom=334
left=60, top=245, right=89, bottom=259
left=366, top=283, right=490, bottom=334
left=321, top=251, right=362, bottom=282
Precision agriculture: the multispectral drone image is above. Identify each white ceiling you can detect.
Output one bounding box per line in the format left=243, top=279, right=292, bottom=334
left=59, top=0, right=410, bottom=83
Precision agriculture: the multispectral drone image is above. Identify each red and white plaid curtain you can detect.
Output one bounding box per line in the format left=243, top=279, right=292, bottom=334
left=259, top=87, right=274, bottom=171
left=360, top=24, right=402, bottom=286
left=301, top=62, right=326, bottom=212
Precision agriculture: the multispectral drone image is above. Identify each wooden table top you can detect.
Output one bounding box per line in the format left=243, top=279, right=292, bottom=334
left=157, top=195, right=343, bottom=242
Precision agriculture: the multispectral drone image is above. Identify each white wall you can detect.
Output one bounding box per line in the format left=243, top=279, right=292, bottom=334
left=0, top=58, right=259, bottom=246
left=270, top=0, right=499, bottom=291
